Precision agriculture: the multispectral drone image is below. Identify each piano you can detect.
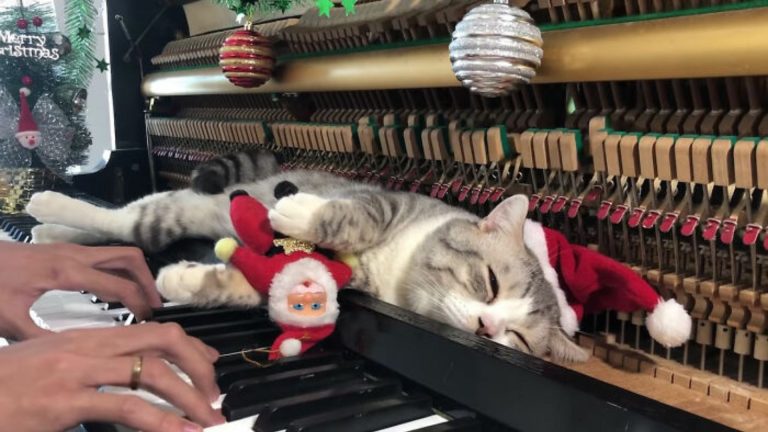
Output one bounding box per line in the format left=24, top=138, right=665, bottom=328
left=5, top=0, right=768, bottom=430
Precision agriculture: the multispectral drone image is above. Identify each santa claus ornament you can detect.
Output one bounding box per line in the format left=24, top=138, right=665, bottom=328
left=215, top=184, right=352, bottom=360
left=16, top=86, right=41, bottom=150
left=524, top=219, right=692, bottom=349
left=0, top=79, right=75, bottom=178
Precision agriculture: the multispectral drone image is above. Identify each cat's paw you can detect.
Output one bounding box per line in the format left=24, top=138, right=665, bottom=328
left=156, top=261, right=212, bottom=303
left=31, top=224, right=105, bottom=244
left=25, top=191, right=79, bottom=225
left=269, top=193, right=329, bottom=241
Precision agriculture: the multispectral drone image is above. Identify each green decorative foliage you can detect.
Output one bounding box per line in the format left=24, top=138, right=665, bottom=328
left=64, top=0, right=96, bottom=89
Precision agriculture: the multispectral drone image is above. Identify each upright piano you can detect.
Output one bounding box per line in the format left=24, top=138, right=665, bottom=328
left=8, top=0, right=768, bottom=430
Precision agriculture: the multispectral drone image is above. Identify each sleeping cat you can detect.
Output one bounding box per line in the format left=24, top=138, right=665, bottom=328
left=25, top=150, right=587, bottom=362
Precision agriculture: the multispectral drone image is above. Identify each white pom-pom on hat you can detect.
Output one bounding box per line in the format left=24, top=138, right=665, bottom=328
left=645, top=299, right=692, bottom=348
left=279, top=338, right=302, bottom=357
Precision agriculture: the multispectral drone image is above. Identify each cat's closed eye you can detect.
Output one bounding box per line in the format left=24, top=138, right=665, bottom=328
left=507, top=328, right=532, bottom=353
left=487, top=266, right=499, bottom=303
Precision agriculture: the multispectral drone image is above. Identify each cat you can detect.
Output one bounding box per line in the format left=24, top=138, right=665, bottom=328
left=25, top=150, right=588, bottom=363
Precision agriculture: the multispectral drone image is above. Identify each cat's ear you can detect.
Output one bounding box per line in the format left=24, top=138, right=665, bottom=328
left=480, top=194, right=528, bottom=237
left=548, top=329, right=589, bottom=363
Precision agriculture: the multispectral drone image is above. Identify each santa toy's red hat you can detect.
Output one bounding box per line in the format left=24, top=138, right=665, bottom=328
left=523, top=219, right=692, bottom=348
left=15, top=87, right=41, bottom=149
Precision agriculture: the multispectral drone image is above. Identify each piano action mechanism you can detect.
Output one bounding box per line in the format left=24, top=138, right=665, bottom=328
left=62, top=0, right=768, bottom=430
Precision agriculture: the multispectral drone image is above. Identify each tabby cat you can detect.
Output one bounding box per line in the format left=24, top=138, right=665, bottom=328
left=26, top=150, right=587, bottom=362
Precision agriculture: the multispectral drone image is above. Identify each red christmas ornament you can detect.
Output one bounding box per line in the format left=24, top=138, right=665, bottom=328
left=16, top=18, right=28, bottom=30
left=219, top=25, right=274, bottom=88
left=32, top=16, right=43, bottom=27
left=21, top=76, right=32, bottom=86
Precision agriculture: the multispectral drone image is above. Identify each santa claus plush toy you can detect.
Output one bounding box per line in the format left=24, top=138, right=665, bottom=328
left=525, top=220, right=692, bottom=349
left=214, top=183, right=352, bottom=360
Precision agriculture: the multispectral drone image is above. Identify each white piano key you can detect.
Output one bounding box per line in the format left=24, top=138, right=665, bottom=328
left=203, top=414, right=258, bottom=432
left=202, top=413, right=448, bottom=432
left=377, top=415, right=447, bottom=431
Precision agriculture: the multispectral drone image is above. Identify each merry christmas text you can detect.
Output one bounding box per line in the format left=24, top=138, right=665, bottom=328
left=0, top=31, right=59, bottom=60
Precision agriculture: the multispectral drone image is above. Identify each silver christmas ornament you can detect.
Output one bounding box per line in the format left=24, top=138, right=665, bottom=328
left=449, top=0, right=543, bottom=98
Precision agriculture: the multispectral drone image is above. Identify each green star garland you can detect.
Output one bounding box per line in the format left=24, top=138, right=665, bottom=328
left=341, top=0, right=357, bottom=16
left=315, top=0, right=333, bottom=17
left=213, top=0, right=312, bottom=20
left=95, top=58, right=109, bottom=72
left=212, top=0, right=359, bottom=19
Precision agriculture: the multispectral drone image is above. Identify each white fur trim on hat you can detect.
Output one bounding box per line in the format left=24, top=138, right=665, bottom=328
left=522, top=220, right=579, bottom=336
left=279, top=338, right=302, bottom=357
left=645, top=299, right=692, bottom=348
left=268, top=258, right=339, bottom=327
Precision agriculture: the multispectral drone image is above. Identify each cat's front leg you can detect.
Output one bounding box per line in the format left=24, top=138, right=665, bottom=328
left=269, top=192, right=388, bottom=253
left=157, top=261, right=262, bottom=307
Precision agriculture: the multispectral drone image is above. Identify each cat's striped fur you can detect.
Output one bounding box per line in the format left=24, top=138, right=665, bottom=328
left=26, top=150, right=587, bottom=362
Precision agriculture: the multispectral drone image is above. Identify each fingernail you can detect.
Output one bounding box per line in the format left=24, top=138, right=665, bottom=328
left=182, top=422, right=203, bottom=432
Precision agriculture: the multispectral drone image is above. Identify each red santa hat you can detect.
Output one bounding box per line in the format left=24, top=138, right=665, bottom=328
left=523, top=220, right=692, bottom=348
left=15, top=87, right=40, bottom=141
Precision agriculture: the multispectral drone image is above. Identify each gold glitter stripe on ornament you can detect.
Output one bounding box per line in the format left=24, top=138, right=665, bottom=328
left=219, top=46, right=274, bottom=56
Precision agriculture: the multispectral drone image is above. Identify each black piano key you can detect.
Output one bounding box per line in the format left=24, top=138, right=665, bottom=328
left=216, top=352, right=343, bottom=390
left=286, top=395, right=434, bottom=432
left=150, top=304, right=205, bottom=317
left=199, top=328, right=280, bottom=354
left=183, top=319, right=266, bottom=338
left=253, top=379, right=402, bottom=432
left=222, top=361, right=365, bottom=420
left=411, top=417, right=481, bottom=432
left=91, top=295, right=103, bottom=304
left=152, top=308, right=266, bottom=328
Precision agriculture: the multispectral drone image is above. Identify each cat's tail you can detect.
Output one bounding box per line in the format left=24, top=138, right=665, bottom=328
left=191, top=150, right=282, bottom=194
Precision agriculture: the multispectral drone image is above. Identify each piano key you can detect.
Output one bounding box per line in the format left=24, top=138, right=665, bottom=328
left=184, top=319, right=270, bottom=338
left=215, top=352, right=343, bottom=390
left=153, top=308, right=266, bottom=328
left=223, top=361, right=365, bottom=420
left=380, top=415, right=451, bottom=432
left=407, top=417, right=479, bottom=432
left=285, top=395, right=434, bottom=432
left=252, top=379, right=402, bottom=432
left=203, top=414, right=258, bottom=432
left=199, top=328, right=281, bottom=354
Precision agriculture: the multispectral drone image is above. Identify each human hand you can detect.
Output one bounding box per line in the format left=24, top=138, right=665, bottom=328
left=0, top=323, right=225, bottom=432
left=0, top=242, right=163, bottom=340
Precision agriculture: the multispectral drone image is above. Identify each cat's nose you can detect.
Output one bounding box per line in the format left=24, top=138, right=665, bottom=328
left=476, top=315, right=500, bottom=337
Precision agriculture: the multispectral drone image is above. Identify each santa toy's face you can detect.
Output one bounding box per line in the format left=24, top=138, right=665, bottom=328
left=286, top=282, right=328, bottom=318
left=16, top=131, right=40, bottom=150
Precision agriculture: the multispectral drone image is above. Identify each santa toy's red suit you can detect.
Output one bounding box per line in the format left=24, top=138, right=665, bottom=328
left=214, top=188, right=352, bottom=361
